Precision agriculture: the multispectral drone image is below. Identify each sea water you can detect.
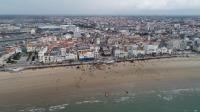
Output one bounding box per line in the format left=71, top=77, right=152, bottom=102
left=1, top=88, right=200, bottom=112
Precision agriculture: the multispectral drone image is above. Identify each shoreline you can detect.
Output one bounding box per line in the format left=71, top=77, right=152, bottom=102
left=0, top=57, right=200, bottom=106
left=2, top=55, right=189, bottom=72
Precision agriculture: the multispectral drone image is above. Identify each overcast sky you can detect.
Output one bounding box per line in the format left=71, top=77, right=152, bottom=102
left=0, top=0, right=200, bottom=15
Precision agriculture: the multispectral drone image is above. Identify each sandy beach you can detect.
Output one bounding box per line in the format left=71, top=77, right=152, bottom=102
left=0, top=57, right=200, bottom=106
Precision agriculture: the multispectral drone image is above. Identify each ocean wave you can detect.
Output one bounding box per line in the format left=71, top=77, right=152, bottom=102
left=170, top=88, right=195, bottom=94
left=159, top=88, right=200, bottom=95
left=49, top=104, right=69, bottom=112
left=114, top=96, right=135, bottom=103
left=157, top=94, right=173, bottom=101
left=156, top=88, right=200, bottom=102
left=193, top=109, right=198, bottom=112
left=23, top=108, right=46, bottom=112
left=75, top=100, right=103, bottom=105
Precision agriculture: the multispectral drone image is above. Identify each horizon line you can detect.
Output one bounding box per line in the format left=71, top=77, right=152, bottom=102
left=0, top=14, right=200, bottom=17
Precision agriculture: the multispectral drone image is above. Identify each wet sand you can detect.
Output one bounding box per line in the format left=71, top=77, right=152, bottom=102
left=0, top=57, right=200, bottom=106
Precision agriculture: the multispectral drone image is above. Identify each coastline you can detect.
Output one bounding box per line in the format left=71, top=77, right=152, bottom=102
left=0, top=57, right=200, bottom=106
left=2, top=55, right=181, bottom=72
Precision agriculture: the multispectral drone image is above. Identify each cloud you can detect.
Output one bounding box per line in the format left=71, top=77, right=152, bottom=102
left=0, top=0, right=200, bottom=15
left=89, top=0, right=200, bottom=10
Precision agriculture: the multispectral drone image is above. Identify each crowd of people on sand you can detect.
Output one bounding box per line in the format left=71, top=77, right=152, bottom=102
left=19, top=58, right=175, bottom=98
left=67, top=60, right=155, bottom=97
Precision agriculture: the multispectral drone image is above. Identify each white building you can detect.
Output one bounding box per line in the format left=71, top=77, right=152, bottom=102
left=65, top=53, right=77, bottom=61
left=144, top=45, right=159, bottom=55
left=157, top=47, right=172, bottom=54
left=61, top=25, right=81, bottom=38
left=168, top=39, right=181, bottom=50
left=63, top=34, right=73, bottom=40
left=127, top=45, right=138, bottom=57
left=96, top=38, right=101, bottom=45
left=60, top=48, right=66, bottom=56
left=137, top=50, right=145, bottom=56
left=38, top=47, right=48, bottom=63
left=114, top=49, right=129, bottom=58
left=38, top=36, right=57, bottom=43
left=31, top=29, right=36, bottom=35
left=43, top=52, right=77, bottom=64
left=174, top=24, right=181, bottom=29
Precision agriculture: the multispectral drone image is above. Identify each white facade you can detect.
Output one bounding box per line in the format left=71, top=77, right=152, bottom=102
left=90, top=46, right=100, bottom=58
left=157, top=47, right=172, bottom=54
left=60, top=25, right=77, bottom=31
left=127, top=45, right=139, bottom=57
left=43, top=53, right=77, bottom=63
left=64, top=34, right=73, bottom=39
left=31, top=29, right=36, bottom=35
left=168, top=40, right=181, bottom=50
left=137, top=50, right=145, bottom=56
left=144, top=45, right=159, bottom=55
left=65, top=53, right=77, bottom=61
left=114, top=49, right=129, bottom=58
left=38, top=36, right=57, bottom=43
left=60, top=48, right=66, bottom=56
left=38, top=47, right=48, bottom=63
left=96, top=38, right=101, bottom=45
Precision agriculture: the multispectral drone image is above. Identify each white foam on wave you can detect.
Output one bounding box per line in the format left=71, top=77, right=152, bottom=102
left=114, top=96, right=135, bottom=103
left=161, top=88, right=198, bottom=95
left=156, top=88, right=200, bottom=102
left=28, top=108, right=46, bottom=112
left=75, top=100, right=103, bottom=105
left=157, top=94, right=173, bottom=101
left=162, top=95, right=173, bottom=101
left=193, top=109, right=198, bottom=112
left=49, top=104, right=69, bottom=112
left=170, top=88, right=194, bottom=94
left=194, top=88, right=200, bottom=91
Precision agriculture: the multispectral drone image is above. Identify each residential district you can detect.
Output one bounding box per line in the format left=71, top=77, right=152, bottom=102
left=0, top=16, right=200, bottom=72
